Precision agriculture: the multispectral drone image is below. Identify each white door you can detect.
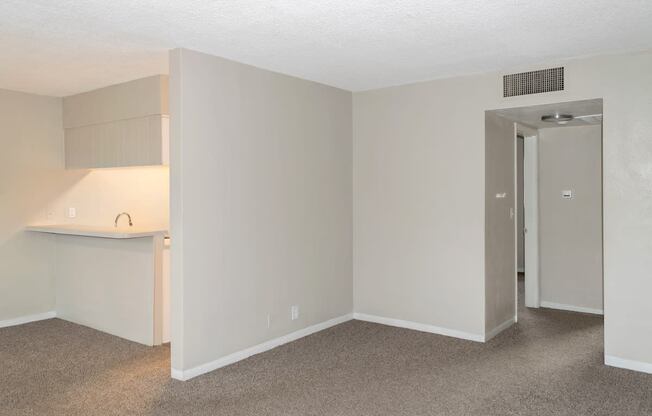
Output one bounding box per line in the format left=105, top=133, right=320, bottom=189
left=524, top=135, right=540, bottom=308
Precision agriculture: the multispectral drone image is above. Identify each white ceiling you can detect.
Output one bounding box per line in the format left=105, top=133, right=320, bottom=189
left=2, top=0, right=652, bottom=96
left=492, top=99, right=603, bottom=130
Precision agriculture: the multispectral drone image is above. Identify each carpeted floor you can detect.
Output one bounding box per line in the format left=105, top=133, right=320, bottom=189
left=2, top=278, right=652, bottom=416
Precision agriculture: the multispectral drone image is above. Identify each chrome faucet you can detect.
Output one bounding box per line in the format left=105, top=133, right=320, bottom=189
left=114, top=212, right=133, bottom=228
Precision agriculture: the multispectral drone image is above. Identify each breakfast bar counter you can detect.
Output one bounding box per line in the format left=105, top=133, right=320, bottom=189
left=26, top=224, right=167, bottom=346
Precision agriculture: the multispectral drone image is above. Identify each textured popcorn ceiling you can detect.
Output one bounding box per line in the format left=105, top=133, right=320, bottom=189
left=2, top=0, right=652, bottom=96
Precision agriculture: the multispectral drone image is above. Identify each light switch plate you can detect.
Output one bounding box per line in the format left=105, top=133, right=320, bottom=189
left=562, top=190, right=573, bottom=199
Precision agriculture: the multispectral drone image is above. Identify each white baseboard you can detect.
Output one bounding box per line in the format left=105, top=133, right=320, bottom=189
left=605, top=355, right=652, bottom=375
left=0, top=311, right=56, bottom=329
left=540, top=301, right=603, bottom=315
left=484, top=316, right=516, bottom=342
left=171, top=313, right=353, bottom=381
left=352, top=313, right=484, bottom=342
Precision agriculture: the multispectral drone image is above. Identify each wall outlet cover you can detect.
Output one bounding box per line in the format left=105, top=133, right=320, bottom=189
left=291, top=305, right=299, bottom=320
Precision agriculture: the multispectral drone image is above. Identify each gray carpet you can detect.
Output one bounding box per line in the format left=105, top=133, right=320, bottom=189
left=2, top=278, right=652, bottom=416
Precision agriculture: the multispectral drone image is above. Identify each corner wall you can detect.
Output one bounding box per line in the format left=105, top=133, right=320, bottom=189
left=170, top=49, right=353, bottom=377
left=0, top=89, right=63, bottom=322
left=539, top=124, right=603, bottom=313
left=353, top=50, right=652, bottom=368
left=353, top=75, right=489, bottom=339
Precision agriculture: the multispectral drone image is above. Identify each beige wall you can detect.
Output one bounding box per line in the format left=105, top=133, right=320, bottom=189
left=353, top=50, right=652, bottom=367
left=353, top=76, right=488, bottom=337
left=539, top=125, right=602, bottom=312
left=0, top=89, right=63, bottom=321
left=46, top=167, right=169, bottom=229
left=484, top=113, right=516, bottom=336
left=170, top=49, right=353, bottom=373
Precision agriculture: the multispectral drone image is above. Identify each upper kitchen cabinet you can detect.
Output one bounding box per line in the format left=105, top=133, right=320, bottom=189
left=63, top=75, right=169, bottom=169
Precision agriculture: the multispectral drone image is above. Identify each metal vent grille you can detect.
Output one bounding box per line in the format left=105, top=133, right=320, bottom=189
left=503, top=67, right=564, bottom=97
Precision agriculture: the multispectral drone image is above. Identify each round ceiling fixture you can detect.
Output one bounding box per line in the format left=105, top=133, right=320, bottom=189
left=541, top=113, right=574, bottom=124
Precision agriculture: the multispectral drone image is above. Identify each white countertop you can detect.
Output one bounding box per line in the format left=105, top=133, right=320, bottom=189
left=26, top=224, right=168, bottom=239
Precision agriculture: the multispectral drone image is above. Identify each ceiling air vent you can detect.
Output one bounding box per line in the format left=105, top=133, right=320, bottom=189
left=503, top=67, right=564, bottom=97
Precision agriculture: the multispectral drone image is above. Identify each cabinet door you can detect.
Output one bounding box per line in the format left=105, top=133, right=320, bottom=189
left=65, top=115, right=168, bottom=169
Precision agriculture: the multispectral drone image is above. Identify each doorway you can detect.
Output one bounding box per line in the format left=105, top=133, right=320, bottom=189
left=485, top=98, right=604, bottom=339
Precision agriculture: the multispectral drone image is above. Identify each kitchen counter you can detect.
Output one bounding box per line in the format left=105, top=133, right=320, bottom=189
left=26, top=223, right=167, bottom=346
left=26, top=224, right=167, bottom=239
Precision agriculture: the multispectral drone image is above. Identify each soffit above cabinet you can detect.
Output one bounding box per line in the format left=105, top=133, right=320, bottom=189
left=63, top=75, right=169, bottom=169
left=63, top=75, right=169, bottom=129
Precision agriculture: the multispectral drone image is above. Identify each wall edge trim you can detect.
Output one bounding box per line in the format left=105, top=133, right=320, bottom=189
left=605, top=355, right=652, bottom=375
left=352, top=312, right=484, bottom=342
left=0, top=311, right=57, bottom=329
left=171, top=313, right=354, bottom=381
left=484, top=316, right=516, bottom=342
left=540, top=301, right=603, bottom=315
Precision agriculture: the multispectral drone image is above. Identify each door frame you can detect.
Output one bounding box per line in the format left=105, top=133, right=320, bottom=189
left=521, top=127, right=540, bottom=308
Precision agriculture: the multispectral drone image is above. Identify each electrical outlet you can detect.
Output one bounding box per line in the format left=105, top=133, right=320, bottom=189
left=67, top=207, right=76, bottom=218
left=291, top=305, right=299, bottom=321
left=267, top=314, right=271, bottom=328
